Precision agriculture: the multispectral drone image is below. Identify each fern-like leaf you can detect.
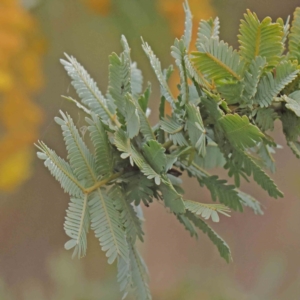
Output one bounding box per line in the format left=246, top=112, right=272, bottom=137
left=192, top=38, right=244, bottom=81
left=183, top=0, right=192, bottom=50
left=255, top=107, right=277, bottom=131
left=282, top=91, right=300, bottom=117
left=176, top=214, right=198, bottom=238
left=55, top=111, right=97, bottom=183
left=238, top=10, right=283, bottom=67
left=112, top=186, right=144, bottom=243
left=241, top=56, right=267, bottom=104
left=36, top=141, right=84, bottom=197
left=131, top=62, right=143, bottom=98
left=218, top=114, right=264, bottom=149
left=186, top=104, right=206, bottom=156
left=86, top=113, right=114, bottom=177
left=108, top=52, right=131, bottom=118
left=64, top=194, right=89, bottom=258
left=129, top=243, right=152, bottom=300
left=229, top=150, right=283, bottom=198
left=60, top=54, right=116, bottom=127
left=184, top=200, right=230, bottom=222
left=142, top=39, right=176, bottom=106
left=89, top=188, right=129, bottom=264
left=237, top=190, right=264, bottom=215
left=196, top=17, right=220, bottom=50
left=186, top=211, right=231, bottom=262
left=171, top=39, right=189, bottom=105
left=288, top=140, right=300, bottom=159
left=254, top=61, right=299, bottom=107
left=288, top=7, right=300, bottom=61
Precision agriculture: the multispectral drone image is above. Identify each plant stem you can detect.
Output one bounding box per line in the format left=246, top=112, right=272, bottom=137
left=84, top=171, right=124, bottom=194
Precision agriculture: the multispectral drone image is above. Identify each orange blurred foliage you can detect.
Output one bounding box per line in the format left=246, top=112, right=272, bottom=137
left=83, top=0, right=111, bottom=15
left=0, top=0, right=44, bottom=191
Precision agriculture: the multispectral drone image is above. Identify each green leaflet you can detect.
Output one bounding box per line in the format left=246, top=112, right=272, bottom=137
left=192, top=38, right=244, bottom=82
left=237, top=190, right=264, bottom=215
left=126, top=174, right=155, bottom=206
left=186, top=211, right=232, bottom=263
left=138, top=84, right=151, bottom=113
left=184, top=200, right=231, bottom=222
left=186, top=104, right=206, bottom=156
left=128, top=243, right=152, bottom=300
left=117, top=256, right=131, bottom=300
left=288, top=141, right=300, bottom=159
left=142, top=140, right=167, bottom=174
left=36, top=141, right=84, bottom=197
left=142, top=39, right=176, bottom=107
left=131, top=62, right=143, bottom=98
left=183, top=0, right=192, bottom=50
left=199, top=175, right=243, bottom=211
left=254, top=61, right=299, bottom=107
left=171, top=39, right=189, bottom=105
left=283, top=91, right=300, bottom=117
left=218, top=114, right=264, bottom=149
left=281, top=110, right=300, bottom=141
left=257, top=142, right=276, bottom=173
left=124, top=94, right=140, bottom=138
left=64, top=194, right=89, bottom=258
left=86, top=114, right=114, bottom=177
left=111, top=186, right=144, bottom=243
left=241, top=56, right=267, bottom=105
left=176, top=214, right=198, bottom=238
left=288, top=7, right=300, bottom=61
left=55, top=111, right=97, bottom=183
left=196, top=17, right=220, bottom=50
left=115, top=129, right=185, bottom=213
left=255, top=108, right=277, bottom=131
left=60, top=54, right=117, bottom=128
left=179, top=161, right=243, bottom=211
left=108, top=52, right=131, bottom=117
left=228, top=150, right=283, bottom=198
left=193, top=145, right=225, bottom=169
left=89, top=188, right=129, bottom=265
left=238, top=10, right=283, bottom=67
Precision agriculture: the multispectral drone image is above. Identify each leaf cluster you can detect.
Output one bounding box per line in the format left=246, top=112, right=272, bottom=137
left=36, top=2, right=300, bottom=299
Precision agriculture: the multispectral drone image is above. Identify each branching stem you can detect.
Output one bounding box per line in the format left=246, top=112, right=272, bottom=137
left=84, top=171, right=124, bottom=194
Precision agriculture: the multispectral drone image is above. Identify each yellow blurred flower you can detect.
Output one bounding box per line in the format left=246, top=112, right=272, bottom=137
left=0, top=0, right=44, bottom=192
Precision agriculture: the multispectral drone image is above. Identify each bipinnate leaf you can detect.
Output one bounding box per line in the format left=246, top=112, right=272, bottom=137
left=36, top=141, right=83, bottom=197
left=184, top=200, right=230, bottom=222
left=238, top=10, right=283, bottom=67
left=186, top=211, right=232, bottom=262
left=86, top=113, right=114, bottom=177
left=55, top=111, right=97, bottom=183
left=64, top=194, right=89, bottom=258
left=142, top=140, right=167, bottom=174
left=60, top=54, right=116, bottom=127
left=183, top=0, right=192, bottom=50
left=218, top=114, right=264, bottom=149
left=289, top=7, right=300, bottom=61
left=89, top=188, right=129, bottom=265
left=254, top=61, right=299, bottom=107
left=192, top=38, right=244, bottom=82
left=196, top=17, right=220, bottom=50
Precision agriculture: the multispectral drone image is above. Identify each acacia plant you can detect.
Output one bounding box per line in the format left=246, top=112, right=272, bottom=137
left=36, top=2, right=300, bottom=299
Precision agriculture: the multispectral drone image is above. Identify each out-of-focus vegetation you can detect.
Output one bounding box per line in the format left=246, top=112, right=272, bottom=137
left=0, top=0, right=44, bottom=191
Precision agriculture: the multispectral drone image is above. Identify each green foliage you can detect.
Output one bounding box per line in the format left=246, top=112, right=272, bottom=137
left=36, top=2, right=300, bottom=299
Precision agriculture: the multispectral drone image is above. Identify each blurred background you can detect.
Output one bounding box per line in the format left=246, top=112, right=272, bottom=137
left=1, top=0, right=300, bottom=299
